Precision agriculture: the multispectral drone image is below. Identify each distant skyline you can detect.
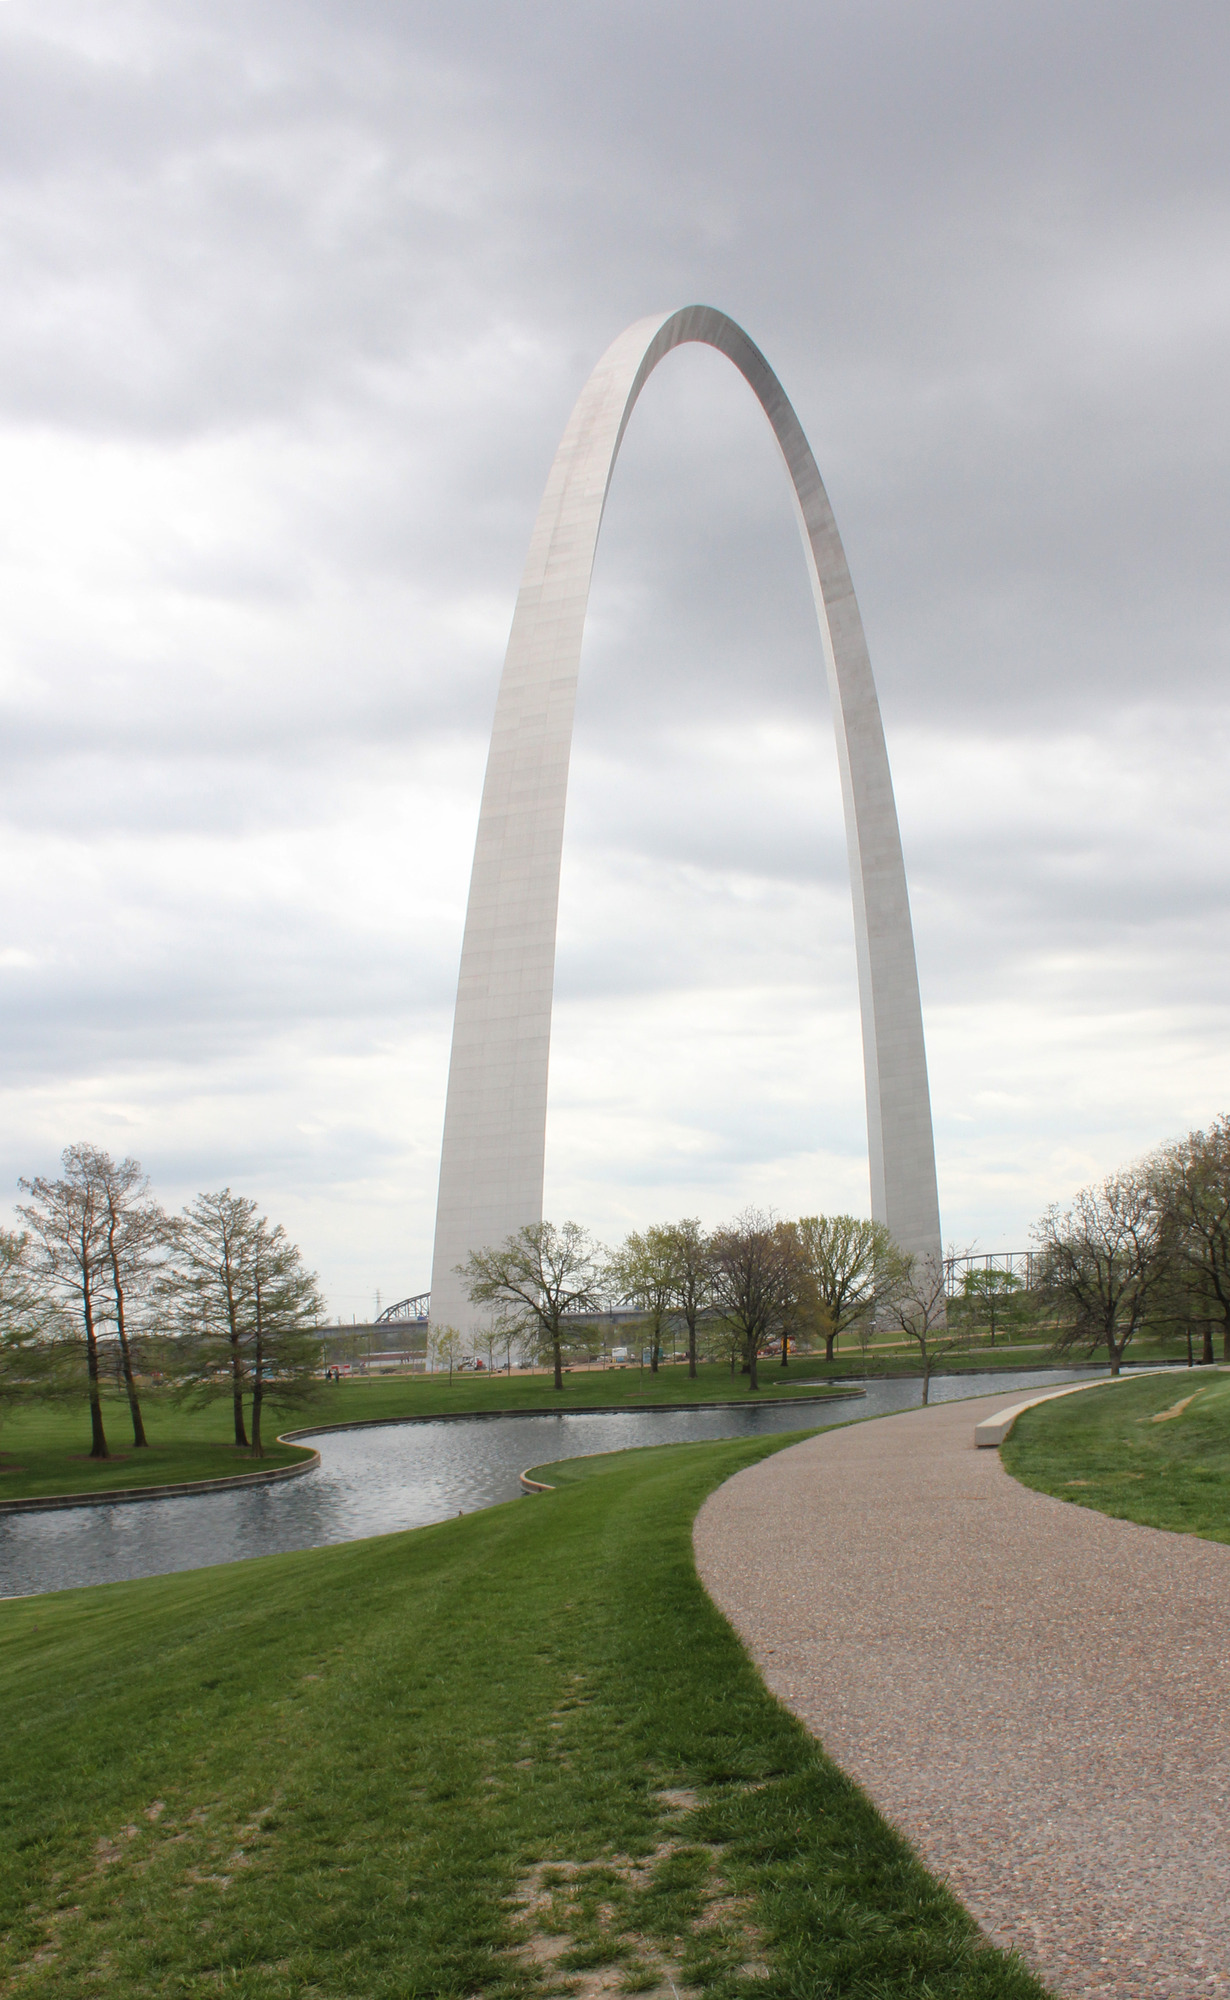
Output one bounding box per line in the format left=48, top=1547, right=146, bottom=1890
left=3, top=1, right=1230, bottom=1317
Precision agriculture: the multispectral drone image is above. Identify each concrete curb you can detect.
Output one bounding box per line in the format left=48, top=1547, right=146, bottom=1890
left=519, top=1470, right=555, bottom=1493
left=0, top=1444, right=320, bottom=1516
left=973, top=1367, right=1177, bottom=1447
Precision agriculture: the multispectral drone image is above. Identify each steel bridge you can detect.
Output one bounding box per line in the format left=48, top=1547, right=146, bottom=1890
left=375, top=1293, right=431, bottom=1325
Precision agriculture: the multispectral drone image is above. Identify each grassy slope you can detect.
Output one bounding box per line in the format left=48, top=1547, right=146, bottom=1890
left=1002, top=1369, right=1230, bottom=1543
left=0, top=1433, right=1050, bottom=2000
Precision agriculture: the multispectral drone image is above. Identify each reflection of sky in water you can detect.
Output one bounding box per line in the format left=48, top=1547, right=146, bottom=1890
left=0, top=1370, right=1089, bottom=1599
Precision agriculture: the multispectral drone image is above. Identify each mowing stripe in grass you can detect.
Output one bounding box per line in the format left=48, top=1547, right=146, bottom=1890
left=0, top=1431, right=1051, bottom=1998
left=1002, top=1367, right=1230, bottom=1544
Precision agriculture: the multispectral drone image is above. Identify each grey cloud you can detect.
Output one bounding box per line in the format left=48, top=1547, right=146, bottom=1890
left=3, top=0, right=1230, bottom=1299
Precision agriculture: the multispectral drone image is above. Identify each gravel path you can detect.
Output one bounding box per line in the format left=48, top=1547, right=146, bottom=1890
left=693, top=1386, right=1230, bottom=1999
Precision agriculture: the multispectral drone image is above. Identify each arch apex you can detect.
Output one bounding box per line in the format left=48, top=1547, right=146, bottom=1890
left=429, top=309, right=941, bottom=1335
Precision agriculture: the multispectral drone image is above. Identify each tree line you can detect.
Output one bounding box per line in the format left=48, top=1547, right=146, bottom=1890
left=457, top=1208, right=950, bottom=1391
left=457, top=1112, right=1230, bottom=1391
left=8, top=1113, right=1229, bottom=1446
left=1034, top=1114, right=1230, bottom=1373
left=0, top=1144, right=323, bottom=1458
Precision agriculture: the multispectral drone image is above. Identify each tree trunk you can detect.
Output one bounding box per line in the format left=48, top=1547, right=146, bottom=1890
left=250, top=1279, right=265, bottom=1456
left=111, top=1280, right=148, bottom=1448
left=1186, top=1326, right=1194, bottom=1367
left=119, top=1342, right=147, bottom=1446
left=1202, top=1323, right=1215, bottom=1364
left=553, top=1335, right=563, bottom=1390
left=104, top=1222, right=149, bottom=1448
left=824, top=1329, right=837, bottom=1362
left=747, top=1338, right=759, bottom=1391
left=687, top=1313, right=698, bottom=1379
left=85, top=1326, right=110, bottom=1457
left=82, top=1292, right=110, bottom=1459
left=779, top=1336, right=789, bottom=1368
left=229, top=1328, right=249, bottom=1446
left=920, top=1356, right=931, bottom=1405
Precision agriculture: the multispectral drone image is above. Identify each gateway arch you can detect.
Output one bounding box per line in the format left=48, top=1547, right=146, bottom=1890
left=429, top=306, right=941, bottom=1335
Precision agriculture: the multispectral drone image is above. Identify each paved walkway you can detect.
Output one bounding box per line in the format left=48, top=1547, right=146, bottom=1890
left=693, top=1386, right=1230, bottom=1999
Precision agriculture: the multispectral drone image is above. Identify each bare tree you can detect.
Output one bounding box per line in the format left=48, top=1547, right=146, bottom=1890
left=882, top=1249, right=960, bottom=1404
left=17, top=1149, right=115, bottom=1458
left=164, top=1190, right=260, bottom=1445
left=246, top=1221, right=324, bottom=1456
left=76, top=1146, right=171, bottom=1449
left=793, top=1214, right=894, bottom=1363
left=459, top=1222, right=605, bottom=1391
left=0, top=1229, right=68, bottom=1415
left=1034, top=1168, right=1170, bottom=1375
left=708, top=1209, right=798, bottom=1391
left=475, top=1318, right=503, bottom=1376
left=165, top=1192, right=323, bottom=1454
left=1150, top=1118, right=1230, bottom=1362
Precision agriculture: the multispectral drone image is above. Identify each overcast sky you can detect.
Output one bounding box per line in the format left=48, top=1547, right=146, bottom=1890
left=2, top=0, right=1229, bottom=1316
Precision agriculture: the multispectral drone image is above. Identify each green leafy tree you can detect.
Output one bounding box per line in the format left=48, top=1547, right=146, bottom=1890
left=660, top=1218, right=711, bottom=1379
left=430, top=1323, right=464, bottom=1382
left=460, top=1222, right=605, bottom=1391
left=793, top=1214, right=894, bottom=1364
left=607, top=1225, right=681, bottom=1373
left=958, top=1266, right=1028, bottom=1346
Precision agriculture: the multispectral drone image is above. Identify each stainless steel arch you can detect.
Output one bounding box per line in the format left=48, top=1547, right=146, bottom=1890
left=429, top=306, right=941, bottom=1334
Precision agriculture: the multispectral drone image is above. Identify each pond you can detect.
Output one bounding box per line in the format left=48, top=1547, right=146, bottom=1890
left=0, top=1369, right=1095, bottom=1599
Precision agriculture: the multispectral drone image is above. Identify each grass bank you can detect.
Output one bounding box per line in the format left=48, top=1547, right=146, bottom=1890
left=0, top=1369, right=855, bottom=1503
left=1, top=1432, right=1049, bottom=1999
left=311, top=1360, right=858, bottom=1420
left=0, top=1396, right=313, bottom=1502
left=1002, top=1368, right=1230, bottom=1544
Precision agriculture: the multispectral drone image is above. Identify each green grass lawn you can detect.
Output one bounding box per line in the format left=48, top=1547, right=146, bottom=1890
left=1002, top=1368, right=1230, bottom=1543
left=0, top=1368, right=859, bottom=1504
left=0, top=1396, right=314, bottom=1502
left=310, top=1359, right=862, bottom=1421
left=0, top=1429, right=1049, bottom=2000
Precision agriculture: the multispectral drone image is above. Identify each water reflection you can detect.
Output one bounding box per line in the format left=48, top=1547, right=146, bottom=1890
left=0, top=1369, right=1091, bottom=1599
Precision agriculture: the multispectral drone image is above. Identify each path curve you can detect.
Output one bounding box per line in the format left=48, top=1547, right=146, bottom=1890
left=694, top=1386, right=1230, bottom=1999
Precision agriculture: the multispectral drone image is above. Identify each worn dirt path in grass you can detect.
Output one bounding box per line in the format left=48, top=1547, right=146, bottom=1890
left=694, top=1387, right=1230, bottom=2000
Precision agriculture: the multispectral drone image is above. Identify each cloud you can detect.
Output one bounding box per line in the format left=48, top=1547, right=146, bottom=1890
left=1, top=0, right=1229, bottom=1309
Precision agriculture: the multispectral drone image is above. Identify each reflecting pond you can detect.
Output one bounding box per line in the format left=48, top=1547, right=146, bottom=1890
left=0, top=1369, right=1095, bottom=1599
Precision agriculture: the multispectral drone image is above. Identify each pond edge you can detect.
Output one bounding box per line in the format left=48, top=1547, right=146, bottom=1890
left=0, top=1446, right=321, bottom=1517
